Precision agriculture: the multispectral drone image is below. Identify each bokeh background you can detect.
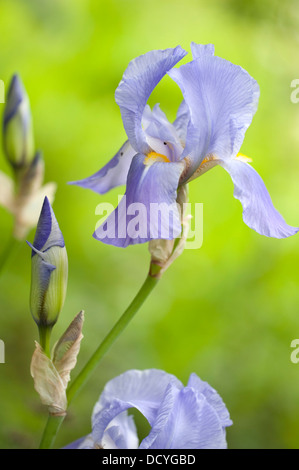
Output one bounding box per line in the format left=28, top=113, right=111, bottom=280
left=0, top=0, right=299, bottom=449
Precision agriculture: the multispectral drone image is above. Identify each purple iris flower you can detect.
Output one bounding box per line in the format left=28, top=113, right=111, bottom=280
left=71, top=43, right=298, bottom=246
left=65, top=369, right=232, bottom=449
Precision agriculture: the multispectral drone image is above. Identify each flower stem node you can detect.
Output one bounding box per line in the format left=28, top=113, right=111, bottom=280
left=27, top=197, right=68, bottom=348
left=30, top=311, right=84, bottom=416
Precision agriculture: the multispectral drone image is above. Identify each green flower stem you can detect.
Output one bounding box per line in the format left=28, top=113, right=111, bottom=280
left=39, top=326, right=52, bottom=358
left=39, top=415, right=65, bottom=450
left=39, top=273, right=159, bottom=449
left=0, top=236, right=20, bottom=278
left=67, top=274, right=159, bottom=403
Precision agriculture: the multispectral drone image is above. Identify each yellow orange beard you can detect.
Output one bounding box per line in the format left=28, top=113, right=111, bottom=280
left=200, top=152, right=252, bottom=166
left=186, top=152, right=253, bottom=183
left=235, top=152, right=252, bottom=163
left=144, top=151, right=170, bottom=166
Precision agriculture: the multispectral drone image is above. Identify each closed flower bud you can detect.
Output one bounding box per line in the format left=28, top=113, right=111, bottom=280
left=3, top=74, right=34, bottom=169
left=27, top=197, right=68, bottom=338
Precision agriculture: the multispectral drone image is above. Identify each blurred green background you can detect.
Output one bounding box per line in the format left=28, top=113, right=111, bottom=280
left=0, top=0, right=299, bottom=449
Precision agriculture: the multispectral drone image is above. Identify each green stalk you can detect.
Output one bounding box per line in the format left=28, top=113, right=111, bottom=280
left=38, top=326, right=52, bottom=358
left=39, top=415, right=65, bottom=450
left=39, top=273, right=159, bottom=449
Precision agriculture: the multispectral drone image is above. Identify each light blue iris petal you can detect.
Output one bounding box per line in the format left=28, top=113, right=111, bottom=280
left=69, top=140, right=136, bottom=195
left=69, top=104, right=183, bottom=195
left=101, top=412, right=139, bottom=449
left=93, top=154, right=185, bottom=247
left=91, top=369, right=183, bottom=445
left=139, top=382, right=179, bottom=449
left=187, top=373, right=232, bottom=427
left=173, top=100, right=190, bottom=143
left=143, top=104, right=177, bottom=143
left=219, top=158, right=299, bottom=238
left=142, top=105, right=183, bottom=161
left=64, top=435, right=94, bottom=449
left=115, top=46, right=187, bottom=155
left=65, top=369, right=231, bottom=450
left=140, top=386, right=228, bottom=449
left=64, top=412, right=138, bottom=449
left=190, top=42, right=215, bottom=59
left=169, top=55, right=259, bottom=180
left=144, top=105, right=182, bottom=152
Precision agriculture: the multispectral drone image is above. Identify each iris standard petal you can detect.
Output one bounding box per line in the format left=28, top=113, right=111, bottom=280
left=173, top=100, right=190, bottom=143
left=143, top=104, right=179, bottom=144
left=139, top=382, right=179, bottom=449
left=93, top=154, right=185, bottom=247
left=101, top=412, right=139, bottom=449
left=143, top=105, right=184, bottom=161
left=64, top=434, right=94, bottom=449
left=65, top=369, right=231, bottom=450
left=65, top=411, right=138, bottom=449
left=219, top=158, right=299, bottom=238
left=190, top=42, right=215, bottom=59
left=115, top=46, right=187, bottom=155
left=69, top=141, right=136, bottom=195
left=91, top=369, right=183, bottom=445
left=187, top=373, right=232, bottom=428
left=169, top=55, right=259, bottom=180
left=141, top=387, right=227, bottom=449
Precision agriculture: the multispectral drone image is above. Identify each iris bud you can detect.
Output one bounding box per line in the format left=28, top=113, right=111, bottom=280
left=27, top=197, right=68, bottom=349
left=3, top=74, right=34, bottom=169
